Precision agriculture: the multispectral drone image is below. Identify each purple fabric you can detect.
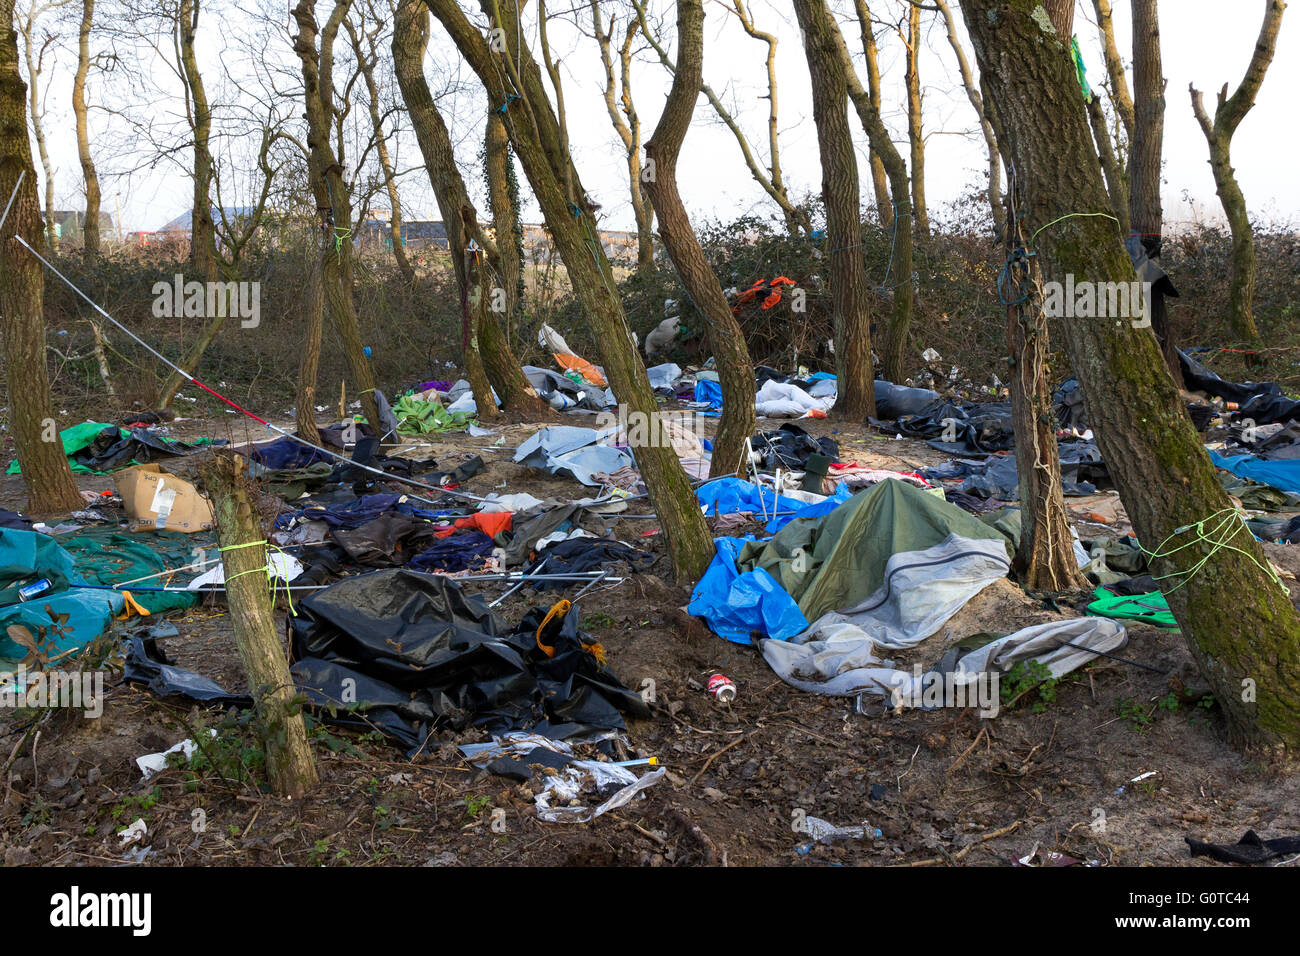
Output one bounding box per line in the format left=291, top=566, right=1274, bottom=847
left=416, top=380, right=454, bottom=393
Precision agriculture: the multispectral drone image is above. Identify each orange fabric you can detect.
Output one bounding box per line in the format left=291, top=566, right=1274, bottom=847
left=554, top=353, right=608, bottom=387
left=456, top=511, right=512, bottom=538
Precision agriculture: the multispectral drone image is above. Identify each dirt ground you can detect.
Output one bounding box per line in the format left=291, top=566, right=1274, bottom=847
left=2, top=402, right=1298, bottom=868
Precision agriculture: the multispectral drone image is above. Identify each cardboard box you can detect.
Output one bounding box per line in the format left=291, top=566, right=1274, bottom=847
left=113, top=464, right=214, bottom=533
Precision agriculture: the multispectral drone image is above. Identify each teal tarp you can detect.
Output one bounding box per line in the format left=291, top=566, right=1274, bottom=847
left=0, top=529, right=125, bottom=661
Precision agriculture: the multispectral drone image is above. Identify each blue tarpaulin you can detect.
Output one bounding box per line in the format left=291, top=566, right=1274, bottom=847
left=696, top=477, right=807, bottom=517
left=686, top=536, right=809, bottom=644
left=1209, top=450, right=1300, bottom=495
left=764, top=482, right=853, bottom=533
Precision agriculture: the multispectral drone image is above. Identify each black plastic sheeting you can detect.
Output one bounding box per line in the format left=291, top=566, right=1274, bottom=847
left=1178, top=350, right=1283, bottom=406
left=288, top=571, right=649, bottom=752
left=125, top=572, right=649, bottom=754
left=1185, top=830, right=1300, bottom=865
left=78, top=426, right=211, bottom=472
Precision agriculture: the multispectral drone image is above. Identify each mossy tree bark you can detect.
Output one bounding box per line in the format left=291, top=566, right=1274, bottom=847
left=428, top=0, right=713, bottom=582
left=794, top=0, right=876, bottom=419
left=484, top=112, right=524, bottom=346
left=293, top=0, right=382, bottom=435
left=205, top=455, right=318, bottom=798
left=0, top=2, right=84, bottom=514
left=834, top=0, right=913, bottom=386
left=1189, top=0, right=1286, bottom=345
left=642, top=0, right=755, bottom=480
left=959, top=0, right=1300, bottom=754
left=392, top=0, right=542, bottom=418
left=1091, top=0, right=1135, bottom=140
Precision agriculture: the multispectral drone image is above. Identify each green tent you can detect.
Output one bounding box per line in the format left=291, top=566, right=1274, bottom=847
left=736, top=478, right=1012, bottom=622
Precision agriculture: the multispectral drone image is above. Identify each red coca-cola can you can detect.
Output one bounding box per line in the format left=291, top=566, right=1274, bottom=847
left=707, top=673, right=737, bottom=704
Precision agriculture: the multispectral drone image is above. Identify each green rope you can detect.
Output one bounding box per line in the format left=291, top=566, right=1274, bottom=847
left=1141, top=509, right=1288, bottom=597
left=217, top=539, right=297, bottom=615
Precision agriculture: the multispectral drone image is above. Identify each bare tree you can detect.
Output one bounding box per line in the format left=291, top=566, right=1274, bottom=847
left=292, top=0, right=382, bottom=433
left=793, top=0, right=875, bottom=419
left=935, top=0, right=1000, bottom=222
left=1, top=0, right=84, bottom=513
left=851, top=0, right=892, bottom=226
left=632, top=0, right=810, bottom=235
left=958, top=0, right=1300, bottom=753
left=642, top=0, right=755, bottom=479
left=1091, top=0, right=1134, bottom=139
left=390, top=0, right=544, bottom=418
left=16, top=0, right=71, bottom=251
left=590, top=0, right=654, bottom=275
left=427, top=0, right=713, bottom=581
left=346, top=9, right=414, bottom=285
left=72, top=0, right=99, bottom=258
left=1190, top=0, right=1286, bottom=344
left=835, top=0, right=913, bottom=384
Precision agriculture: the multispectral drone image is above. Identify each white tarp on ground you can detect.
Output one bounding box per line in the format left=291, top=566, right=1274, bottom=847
left=761, top=614, right=1127, bottom=704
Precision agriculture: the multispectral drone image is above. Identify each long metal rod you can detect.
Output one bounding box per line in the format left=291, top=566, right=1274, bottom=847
left=0, top=169, right=25, bottom=234
left=489, top=557, right=547, bottom=607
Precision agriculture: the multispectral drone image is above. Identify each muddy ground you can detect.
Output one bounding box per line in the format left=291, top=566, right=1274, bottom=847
left=2, top=401, right=1298, bottom=868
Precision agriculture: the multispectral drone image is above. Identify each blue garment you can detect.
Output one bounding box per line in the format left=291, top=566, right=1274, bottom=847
left=696, top=477, right=806, bottom=517
left=1209, top=451, right=1300, bottom=495
left=687, top=536, right=809, bottom=644
left=693, top=380, right=723, bottom=416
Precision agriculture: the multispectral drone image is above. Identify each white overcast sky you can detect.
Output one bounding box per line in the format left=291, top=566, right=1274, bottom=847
left=22, top=0, right=1299, bottom=235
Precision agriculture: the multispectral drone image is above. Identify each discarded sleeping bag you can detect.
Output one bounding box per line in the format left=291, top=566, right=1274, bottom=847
left=286, top=570, right=649, bottom=751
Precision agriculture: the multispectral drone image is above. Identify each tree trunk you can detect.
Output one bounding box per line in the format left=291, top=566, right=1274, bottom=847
left=463, top=227, right=501, bottom=422
left=296, top=248, right=324, bottom=445
left=73, top=0, right=100, bottom=260
left=1189, top=0, right=1286, bottom=345
left=205, top=455, right=318, bottom=798
left=643, top=0, right=756, bottom=480
left=1087, top=93, right=1131, bottom=235
left=484, top=111, right=523, bottom=344
left=959, top=0, right=1300, bottom=754
left=158, top=0, right=218, bottom=410
left=795, top=0, right=875, bottom=418
left=905, top=3, right=928, bottom=237
left=834, top=2, right=912, bottom=385
left=852, top=0, right=892, bottom=227
left=0, top=4, right=84, bottom=514
left=20, top=12, right=55, bottom=252
left=391, top=0, right=543, bottom=418
left=429, top=0, right=714, bottom=582
left=1091, top=0, right=1135, bottom=139
left=292, top=0, right=382, bottom=435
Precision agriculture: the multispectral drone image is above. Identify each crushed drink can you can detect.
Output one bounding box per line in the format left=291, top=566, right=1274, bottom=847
left=707, top=673, right=736, bottom=704
left=17, top=578, right=52, bottom=602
